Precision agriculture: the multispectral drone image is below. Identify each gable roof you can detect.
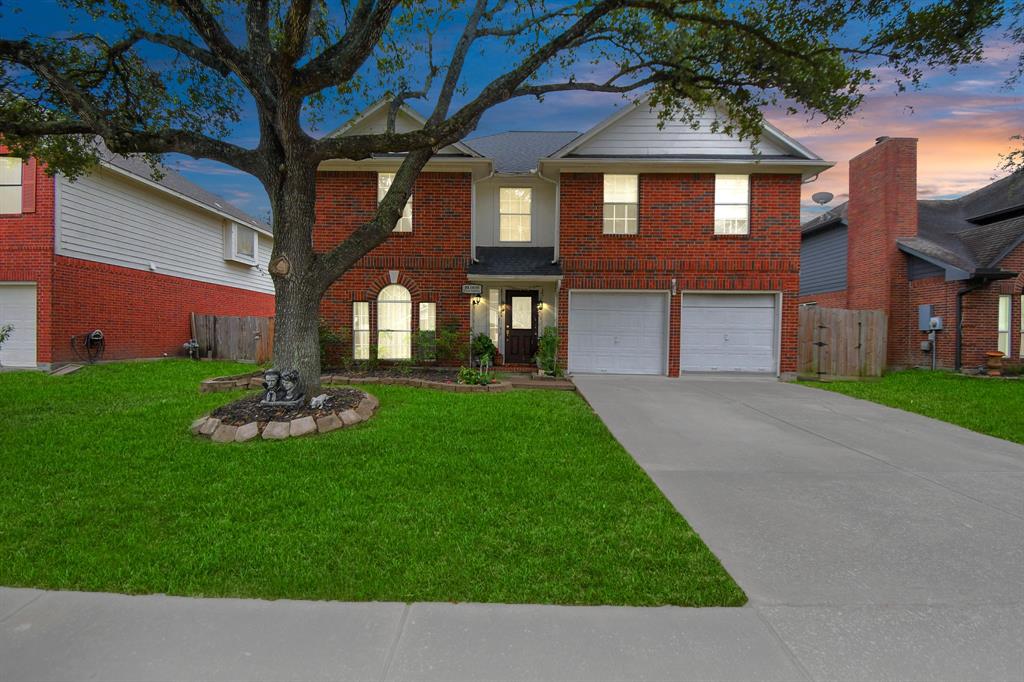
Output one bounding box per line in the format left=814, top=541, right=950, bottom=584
left=325, top=99, right=481, bottom=158
left=466, top=131, right=580, bottom=173
left=550, top=97, right=823, bottom=161
left=97, top=146, right=271, bottom=235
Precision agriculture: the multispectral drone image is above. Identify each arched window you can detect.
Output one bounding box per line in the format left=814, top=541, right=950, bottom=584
left=377, top=284, right=411, bottom=359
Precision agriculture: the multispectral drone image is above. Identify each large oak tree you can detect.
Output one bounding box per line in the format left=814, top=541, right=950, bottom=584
left=0, top=0, right=1004, bottom=390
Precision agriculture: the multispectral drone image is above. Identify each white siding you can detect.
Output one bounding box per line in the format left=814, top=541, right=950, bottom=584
left=343, top=106, right=465, bottom=156
left=56, top=169, right=274, bottom=294
left=574, top=106, right=788, bottom=157
left=474, top=176, right=557, bottom=247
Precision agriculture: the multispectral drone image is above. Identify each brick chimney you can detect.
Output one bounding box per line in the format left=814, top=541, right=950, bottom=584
left=846, top=137, right=918, bottom=313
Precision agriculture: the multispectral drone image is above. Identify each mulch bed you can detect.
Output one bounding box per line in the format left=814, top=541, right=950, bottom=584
left=326, top=367, right=462, bottom=382
left=210, top=387, right=364, bottom=427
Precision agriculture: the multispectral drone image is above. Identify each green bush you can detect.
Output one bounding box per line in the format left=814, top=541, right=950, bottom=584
left=471, top=333, right=497, bottom=364
left=318, top=319, right=342, bottom=366
left=458, top=366, right=494, bottom=385
left=416, top=330, right=437, bottom=362
left=535, top=327, right=562, bottom=377
left=435, top=325, right=467, bottom=364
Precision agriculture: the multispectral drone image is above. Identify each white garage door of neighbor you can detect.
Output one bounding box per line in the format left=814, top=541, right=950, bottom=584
left=569, top=292, right=667, bottom=375
left=681, top=294, right=776, bottom=373
left=0, top=284, right=38, bottom=368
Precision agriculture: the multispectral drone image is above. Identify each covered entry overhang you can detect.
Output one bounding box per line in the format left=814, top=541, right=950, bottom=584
left=467, top=249, right=562, bottom=366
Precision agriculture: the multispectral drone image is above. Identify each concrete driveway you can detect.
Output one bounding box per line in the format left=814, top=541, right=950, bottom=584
left=575, top=374, right=1024, bottom=680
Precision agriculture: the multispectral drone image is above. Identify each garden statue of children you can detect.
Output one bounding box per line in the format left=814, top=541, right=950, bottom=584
left=260, top=368, right=305, bottom=407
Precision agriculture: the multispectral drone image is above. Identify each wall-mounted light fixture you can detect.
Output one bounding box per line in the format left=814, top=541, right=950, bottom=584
left=537, top=301, right=544, bottom=312
left=472, top=295, right=482, bottom=306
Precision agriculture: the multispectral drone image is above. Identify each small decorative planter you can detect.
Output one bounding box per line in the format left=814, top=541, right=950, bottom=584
left=985, top=351, right=1005, bottom=377
left=192, top=388, right=379, bottom=443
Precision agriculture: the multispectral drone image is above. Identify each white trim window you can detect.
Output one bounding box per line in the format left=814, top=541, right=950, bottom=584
left=997, top=294, right=1011, bottom=356
left=419, top=302, right=436, bottom=332
left=0, top=156, right=23, bottom=215
left=499, top=187, right=532, bottom=242
left=224, top=221, right=258, bottom=265
left=603, top=174, right=638, bottom=234
left=377, top=284, right=412, bottom=359
left=378, top=172, right=413, bottom=232
left=353, top=301, right=370, bottom=360
left=714, top=174, right=750, bottom=235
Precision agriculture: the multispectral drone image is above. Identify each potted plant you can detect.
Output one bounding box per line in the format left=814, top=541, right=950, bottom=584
left=985, top=350, right=1005, bottom=377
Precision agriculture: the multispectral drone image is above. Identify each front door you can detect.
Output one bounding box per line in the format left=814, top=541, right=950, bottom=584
left=505, top=290, right=539, bottom=364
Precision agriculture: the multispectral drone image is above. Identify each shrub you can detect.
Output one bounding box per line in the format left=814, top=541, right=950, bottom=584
left=535, top=327, right=562, bottom=377
left=435, top=325, right=467, bottom=365
left=471, top=333, right=496, bottom=365
left=458, top=366, right=494, bottom=385
left=416, top=330, right=437, bottom=362
left=318, top=319, right=342, bottom=366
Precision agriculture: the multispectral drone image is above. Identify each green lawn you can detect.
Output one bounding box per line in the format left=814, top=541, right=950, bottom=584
left=802, top=370, right=1024, bottom=445
left=0, top=361, right=743, bottom=607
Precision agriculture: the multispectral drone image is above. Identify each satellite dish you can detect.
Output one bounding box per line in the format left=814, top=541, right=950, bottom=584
left=811, top=192, right=834, bottom=205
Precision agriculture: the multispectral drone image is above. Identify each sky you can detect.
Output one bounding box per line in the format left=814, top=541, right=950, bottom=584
left=5, top=2, right=1022, bottom=223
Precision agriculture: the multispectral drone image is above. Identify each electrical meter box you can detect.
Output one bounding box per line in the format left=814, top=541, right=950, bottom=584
left=919, top=304, right=934, bottom=331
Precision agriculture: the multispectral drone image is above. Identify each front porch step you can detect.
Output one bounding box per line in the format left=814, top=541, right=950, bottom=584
left=504, top=374, right=576, bottom=391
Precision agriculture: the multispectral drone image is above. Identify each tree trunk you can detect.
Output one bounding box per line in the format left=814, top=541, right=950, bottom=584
left=268, top=160, right=324, bottom=395
left=272, top=274, right=323, bottom=395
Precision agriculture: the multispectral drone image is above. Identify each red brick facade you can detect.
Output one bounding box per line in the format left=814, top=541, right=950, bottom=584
left=316, top=169, right=804, bottom=376
left=0, top=160, right=56, bottom=364
left=799, top=137, right=1023, bottom=370
left=0, top=158, right=274, bottom=367
left=314, top=171, right=473, bottom=362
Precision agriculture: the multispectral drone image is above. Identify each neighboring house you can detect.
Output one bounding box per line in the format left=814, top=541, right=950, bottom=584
left=799, top=137, right=1024, bottom=371
left=315, top=98, right=829, bottom=377
left=0, top=147, right=275, bottom=369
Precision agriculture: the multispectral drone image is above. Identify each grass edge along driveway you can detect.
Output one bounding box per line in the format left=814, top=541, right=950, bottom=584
left=0, top=360, right=745, bottom=607
left=800, top=369, right=1024, bottom=446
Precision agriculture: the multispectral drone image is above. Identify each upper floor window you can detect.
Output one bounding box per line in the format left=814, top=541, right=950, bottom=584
left=714, top=174, right=750, bottom=235
left=603, top=174, right=637, bottom=234
left=0, top=157, right=23, bottom=215
left=378, top=172, right=413, bottom=232
left=225, top=221, right=258, bottom=265
left=499, top=187, right=532, bottom=242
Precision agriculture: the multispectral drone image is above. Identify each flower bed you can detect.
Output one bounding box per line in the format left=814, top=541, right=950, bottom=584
left=199, top=369, right=512, bottom=393
left=192, top=388, right=378, bottom=442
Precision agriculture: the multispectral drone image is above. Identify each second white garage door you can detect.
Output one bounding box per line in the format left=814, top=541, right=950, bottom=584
left=569, top=292, right=667, bottom=375
left=681, top=294, right=776, bottom=373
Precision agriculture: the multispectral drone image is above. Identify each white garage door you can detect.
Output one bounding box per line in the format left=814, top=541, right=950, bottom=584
left=569, top=292, right=667, bottom=375
left=681, top=294, right=776, bottom=373
left=0, top=284, right=38, bottom=368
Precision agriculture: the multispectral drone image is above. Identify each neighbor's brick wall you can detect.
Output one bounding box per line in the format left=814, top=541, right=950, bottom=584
left=50, top=256, right=275, bottom=363
left=0, top=159, right=55, bottom=364
left=558, top=172, right=803, bottom=375
left=48, top=257, right=275, bottom=363
left=314, top=171, right=472, bottom=362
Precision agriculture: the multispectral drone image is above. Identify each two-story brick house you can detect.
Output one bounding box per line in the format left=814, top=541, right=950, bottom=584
left=316, top=98, right=830, bottom=377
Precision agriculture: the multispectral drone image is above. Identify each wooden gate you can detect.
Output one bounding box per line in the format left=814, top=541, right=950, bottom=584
left=191, top=313, right=274, bottom=363
left=798, top=307, right=887, bottom=379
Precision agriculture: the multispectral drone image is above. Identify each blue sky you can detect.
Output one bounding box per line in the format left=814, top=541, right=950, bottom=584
left=5, top=1, right=1021, bottom=223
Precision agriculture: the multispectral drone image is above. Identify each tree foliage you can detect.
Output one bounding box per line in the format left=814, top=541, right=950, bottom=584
left=0, top=0, right=1007, bottom=387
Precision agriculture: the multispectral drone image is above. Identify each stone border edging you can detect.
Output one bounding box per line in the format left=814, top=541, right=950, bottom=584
left=199, top=372, right=512, bottom=393
left=191, top=390, right=379, bottom=443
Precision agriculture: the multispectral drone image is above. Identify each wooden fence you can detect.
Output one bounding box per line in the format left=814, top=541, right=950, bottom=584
left=798, top=307, right=887, bottom=379
left=191, top=313, right=274, bottom=363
